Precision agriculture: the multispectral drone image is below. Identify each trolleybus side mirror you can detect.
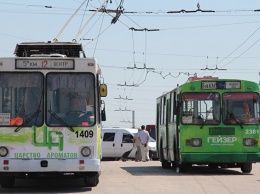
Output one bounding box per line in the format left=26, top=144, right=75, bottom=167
left=100, top=84, right=107, bottom=97
left=101, top=100, right=106, bottom=121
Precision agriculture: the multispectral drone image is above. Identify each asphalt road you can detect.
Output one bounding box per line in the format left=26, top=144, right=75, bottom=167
left=1, top=160, right=260, bottom=194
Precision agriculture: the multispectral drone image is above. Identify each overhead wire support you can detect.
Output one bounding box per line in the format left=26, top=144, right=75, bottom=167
left=201, top=65, right=227, bottom=71
left=167, top=2, right=215, bottom=13
left=129, top=27, right=159, bottom=32
left=127, top=64, right=155, bottom=70
left=117, top=82, right=139, bottom=87
left=128, top=27, right=158, bottom=71
left=212, top=65, right=227, bottom=71
left=115, top=107, right=132, bottom=111
left=91, top=0, right=124, bottom=24
left=90, top=7, right=123, bottom=24
left=111, top=9, right=123, bottom=24
left=201, top=56, right=227, bottom=71
left=111, top=0, right=124, bottom=24
left=120, top=120, right=132, bottom=123
left=114, top=95, right=133, bottom=100
left=201, top=65, right=210, bottom=70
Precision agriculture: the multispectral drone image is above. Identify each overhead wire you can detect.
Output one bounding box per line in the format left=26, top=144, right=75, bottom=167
left=206, top=26, right=260, bottom=77
left=78, top=0, right=90, bottom=34
left=215, top=37, right=260, bottom=70
left=92, top=12, right=106, bottom=57
left=209, top=25, right=260, bottom=70
left=2, top=1, right=260, bottom=79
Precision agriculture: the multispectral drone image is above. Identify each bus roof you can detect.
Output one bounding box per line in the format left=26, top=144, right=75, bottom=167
left=187, top=76, right=218, bottom=82
left=14, top=42, right=84, bottom=58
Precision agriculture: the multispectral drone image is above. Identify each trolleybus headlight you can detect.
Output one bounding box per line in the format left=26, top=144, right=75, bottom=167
left=243, top=138, right=254, bottom=147
left=0, top=146, right=8, bottom=157
left=191, top=138, right=202, bottom=147
left=81, top=147, right=91, bottom=157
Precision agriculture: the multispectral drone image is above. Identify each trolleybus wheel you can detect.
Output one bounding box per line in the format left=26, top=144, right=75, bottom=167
left=172, top=139, right=178, bottom=168
left=171, top=161, right=177, bottom=168
left=208, top=163, right=219, bottom=169
left=161, top=159, right=171, bottom=169
left=84, top=172, right=99, bottom=187
left=160, top=142, right=171, bottom=169
left=241, top=163, right=252, bottom=173
left=176, top=163, right=188, bottom=173
left=0, top=176, right=15, bottom=188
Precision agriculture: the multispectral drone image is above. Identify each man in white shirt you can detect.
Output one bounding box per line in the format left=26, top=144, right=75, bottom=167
left=133, top=128, right=142, bottom=162
left=138, top=125, right=150, bottom=162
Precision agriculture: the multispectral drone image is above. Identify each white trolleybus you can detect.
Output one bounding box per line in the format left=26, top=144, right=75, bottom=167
left=0, top=42, right=107, bottom=188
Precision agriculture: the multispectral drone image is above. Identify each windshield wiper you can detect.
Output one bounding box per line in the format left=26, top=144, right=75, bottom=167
left=230, top=118, right=243, bottom=129
left=14, top=110, right=41, bottom=132
left=48, top=109, right=74, bottom=132
left=15, top=89, right=44, bottom=132
left=200, top=119, right=206, bottom=129
left=225, top=112, right=243, bottom=129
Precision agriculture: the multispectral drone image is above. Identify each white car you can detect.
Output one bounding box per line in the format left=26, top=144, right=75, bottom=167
left=101, top=128, right=158, bottom=160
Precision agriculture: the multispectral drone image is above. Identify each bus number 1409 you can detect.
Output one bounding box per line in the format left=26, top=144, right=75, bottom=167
left=75, top=130, right=94, bottom=138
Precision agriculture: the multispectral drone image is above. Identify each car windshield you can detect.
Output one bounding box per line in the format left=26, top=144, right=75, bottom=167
left=149, top=137, right=155, bottom=142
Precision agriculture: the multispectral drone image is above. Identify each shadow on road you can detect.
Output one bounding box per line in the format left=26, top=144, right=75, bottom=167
left=121, top=165, right=252, bottom=176
left=0, top=177, right=92, bottom=193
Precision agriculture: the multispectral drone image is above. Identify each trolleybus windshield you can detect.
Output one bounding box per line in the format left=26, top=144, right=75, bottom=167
left=0, top=72, right=44, bottom=127
left=46, top=73, right=95, bottom=127
left=223, top=92, right=260, bottom=125
left=181, top=92, right=220, bottom=125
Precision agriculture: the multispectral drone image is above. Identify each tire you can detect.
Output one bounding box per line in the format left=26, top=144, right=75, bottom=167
left=0, top=176, right=15, bottom=188
left=176, top=163, right=189, bottom=173
left=84, top=172, right=99, bottom=187
left=208, top=163, right=219, bottom=169
left=241, top=163, right=252, bottom=173
left=160, top=142, right=171, bottom=169
left=171, top=161, right=177, bottom=168
left=172, top=139, right=178, bottom=169
left=162, top=159, right=171, bottom=169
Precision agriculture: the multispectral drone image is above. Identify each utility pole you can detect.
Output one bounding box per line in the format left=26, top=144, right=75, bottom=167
left=132, top=110, right=135, bottom=128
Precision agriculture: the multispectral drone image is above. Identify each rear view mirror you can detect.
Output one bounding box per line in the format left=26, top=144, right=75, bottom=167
left=100, top=84, right=107, bottom=97
left=101, top=100, right=106, bottom=121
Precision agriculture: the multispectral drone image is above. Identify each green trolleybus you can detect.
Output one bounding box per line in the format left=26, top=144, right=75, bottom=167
left=0, top=42, right=107, bottom=188
left=156, top=76, right=260, bottom=173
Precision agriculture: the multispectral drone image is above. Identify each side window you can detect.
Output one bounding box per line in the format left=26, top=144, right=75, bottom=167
left=160, top=96, right=166, bottom=125
left=122, top=133, right=133, bottom=143
left=103, top=133, right=115, bottom=142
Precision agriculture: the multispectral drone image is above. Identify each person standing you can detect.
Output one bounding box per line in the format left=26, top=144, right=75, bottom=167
left=133, top=128, right=142, bottom=162
left=138, top=125, right=150, bottom=162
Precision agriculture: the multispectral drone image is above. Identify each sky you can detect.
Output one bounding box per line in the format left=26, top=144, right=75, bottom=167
left=1, top=0, right=260, bottom=128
